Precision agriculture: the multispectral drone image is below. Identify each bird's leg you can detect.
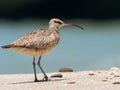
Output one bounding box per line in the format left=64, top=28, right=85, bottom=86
left=37, top=56, right=48, bottom=81
left=33, top=57, right=38, bottom=82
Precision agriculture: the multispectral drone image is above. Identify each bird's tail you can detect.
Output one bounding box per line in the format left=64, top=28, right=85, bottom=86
left=1, top=45, right=12, bottom=48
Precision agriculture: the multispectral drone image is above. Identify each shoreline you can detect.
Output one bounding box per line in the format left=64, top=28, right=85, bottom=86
left=0, top=67, right=120, bottom=90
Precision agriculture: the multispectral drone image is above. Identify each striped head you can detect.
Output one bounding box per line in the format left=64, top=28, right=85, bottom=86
left=49, top=18, right=64, bottom=29
left=49, top=18, right=84, bottom=30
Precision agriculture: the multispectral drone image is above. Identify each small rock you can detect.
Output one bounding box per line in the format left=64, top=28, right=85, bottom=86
left=114, top=75, right=120, bottom=77
left=89, top=73, right=95, bottom=76
left=113, top=82, right=120, bottom=84
left=98, top=71, right=102, bottom=74
left=59, top=68, right=73, bottom=72
left=110, top=72, right=114, bottom=75
left=67, top=81, right=76, bottom=84
left=50, top=74, right=63, bottom=78
left=102, top=78, right=108, bottom=82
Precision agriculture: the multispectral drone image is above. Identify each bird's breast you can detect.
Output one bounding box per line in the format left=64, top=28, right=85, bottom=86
left=36, top=33, right=60, bottom=56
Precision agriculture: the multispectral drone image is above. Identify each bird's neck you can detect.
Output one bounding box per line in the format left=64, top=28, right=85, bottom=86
left=49, top=24, right=59, bottom=30
left=48, top=26, right=59, bottom=31
left=48, top=27, right=60, bottom=35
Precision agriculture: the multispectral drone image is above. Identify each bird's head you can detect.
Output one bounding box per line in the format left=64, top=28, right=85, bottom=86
left=49, top=18, right=84, bottom=30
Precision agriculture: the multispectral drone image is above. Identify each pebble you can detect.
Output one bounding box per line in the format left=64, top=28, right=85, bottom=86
left=102, top=78, right=108, bottom=82
left=50, top=74, right=63, bottom=78
left=59, top=68, right=73, bottom=72
left=114, top=75, right=120, bottom=77
left=67, top=81, right=76, bottom=84
left=113, top=82, right=120, bottom=84
left=110, top=72, right=114, bottom=75
left=89, top=73, right=95, bottom=76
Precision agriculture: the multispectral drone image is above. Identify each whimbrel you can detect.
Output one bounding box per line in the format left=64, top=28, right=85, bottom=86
left=1, top=18, right=84, bottom=82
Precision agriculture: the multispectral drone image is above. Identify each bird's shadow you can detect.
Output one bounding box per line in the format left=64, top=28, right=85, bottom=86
left=10, top=78, right=65, bottom=85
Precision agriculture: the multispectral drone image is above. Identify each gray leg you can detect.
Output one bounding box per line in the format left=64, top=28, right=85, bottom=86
left=33, top=57, right=38, bottom=82
left=37, top=56, right=48, bottom=81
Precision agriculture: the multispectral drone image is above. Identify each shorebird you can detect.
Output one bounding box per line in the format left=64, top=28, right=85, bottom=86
left=1, top=18, right=84, bottom=82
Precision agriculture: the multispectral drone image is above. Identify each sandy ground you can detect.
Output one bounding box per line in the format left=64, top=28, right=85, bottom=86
left=0, top=67, right=120, bottom=90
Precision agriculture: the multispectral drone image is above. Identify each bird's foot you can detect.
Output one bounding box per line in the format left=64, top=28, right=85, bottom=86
left=34, top=79, right=39, bottom=82
left=43, top=76, right=48, bottom=81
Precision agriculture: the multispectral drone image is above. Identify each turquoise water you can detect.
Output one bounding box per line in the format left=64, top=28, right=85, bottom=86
left=1, top=19, right=120, bottom=74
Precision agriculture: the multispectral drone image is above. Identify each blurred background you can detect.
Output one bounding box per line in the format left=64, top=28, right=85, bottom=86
left=0, top=0, right=119, bottom=19
left=1, top=0, right=120, bottom=74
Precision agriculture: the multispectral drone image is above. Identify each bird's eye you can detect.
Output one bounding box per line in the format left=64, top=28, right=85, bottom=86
left=54, top=21, right=63, bottom=24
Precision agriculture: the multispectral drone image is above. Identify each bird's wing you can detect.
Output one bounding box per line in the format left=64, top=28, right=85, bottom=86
left=2, top=29, right=47, bottom=48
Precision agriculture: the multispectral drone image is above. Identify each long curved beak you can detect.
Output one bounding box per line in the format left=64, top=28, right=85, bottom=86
left=62, top=24, right=84, bottom=30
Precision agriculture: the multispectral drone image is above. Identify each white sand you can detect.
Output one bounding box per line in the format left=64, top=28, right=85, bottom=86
left=0, top=67, right=120, bottom=90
